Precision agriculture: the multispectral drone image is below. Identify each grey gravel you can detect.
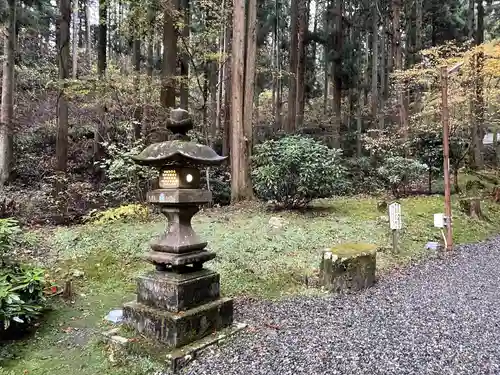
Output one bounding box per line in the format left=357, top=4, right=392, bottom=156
left=179, top=238, right=500, bottom=375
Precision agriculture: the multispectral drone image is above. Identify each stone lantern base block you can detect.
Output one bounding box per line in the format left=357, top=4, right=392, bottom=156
left=136, top=269, right=221, bottom=312
left=320, top=243, right=377, bottom=293
left=123, top=297, right=233, bottom=348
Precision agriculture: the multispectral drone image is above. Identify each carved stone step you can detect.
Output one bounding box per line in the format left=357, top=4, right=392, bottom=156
left=123, top=297, right=233, bottom=348
left=137, top=269, right=220, bottom=312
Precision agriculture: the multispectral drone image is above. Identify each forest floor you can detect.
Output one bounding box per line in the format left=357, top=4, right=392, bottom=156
left=2, top=194, right=500, bottom=374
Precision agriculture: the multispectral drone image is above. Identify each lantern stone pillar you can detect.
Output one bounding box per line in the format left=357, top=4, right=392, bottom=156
left=123, top=108, right=233, bottom=348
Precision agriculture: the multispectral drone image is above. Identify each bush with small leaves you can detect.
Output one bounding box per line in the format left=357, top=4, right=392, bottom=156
left=98, top=140, right=157, bottom=203
left=344, top=157, right=385, bottom=194
left=252, top=135, right=345, bottom=209
left=377, top=157, right=429, bottom=197
left=201, top=166, right=231, bottom=206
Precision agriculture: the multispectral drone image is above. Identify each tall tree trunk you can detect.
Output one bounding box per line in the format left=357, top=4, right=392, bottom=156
left=295, top=0, right=307, bottom=128
left=386, top=19, right=393, bottom=96
left=57, top=0, right=71, bottom=172
left=222, top=18, right=232, bottom=156
left=180, top=0, right=190, bottom=109
left=472, top=0, right=485, bottom=169
left=322, top=2, right=328, bottom=114
left=393, top=0, right=406, bottom=142
left=468, top=0, right=475, bottom=40
left=144, top=7, right=155, bottom=139
left=286, top=0, right=299, bottom=133
left=95, top=0, right=107, bottom=161
left=379, top=20, right=386, bottom=129
left=413, top=0, right=423, bottom=118
left=467, top=0, right=476, bottom=167
left=243, top=0, right=257, bottom=175
left=0, top=0, right=16, bottom=185
left=209, top=62, right=218, bottom=145
left=415, top=0, right=422, bottom=55
left=331, top=0, right=342, bottom=148
left=146, top=15, right=154, bottom=79
left=161, top=0, right=178, bottom=108
left=272, top=15, right=277, bottom=122
left=357, top=86, right=363, bottom=156
left=85, top=0, right=91, bottom=67
left=216, top=20, right=225, bottom=145
left=202, top=63, right=209, bottom=141
left=371, top=1, right=379, bottom=128
left=230, top=0, right=252, bottom=201
left=72, top=0, right=78, bottom=79
left=310, top=1, right=318, bottom=83
left=275, top=0, right=282, bottom=131
left=133, top=38, right=142, bottom=139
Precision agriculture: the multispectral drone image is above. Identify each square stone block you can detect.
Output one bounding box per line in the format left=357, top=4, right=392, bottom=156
left=123, top=297, right=233, bottom=348
left=320, top=243, right=377, bottom=293
left=137, top=269, right=220, bottom=312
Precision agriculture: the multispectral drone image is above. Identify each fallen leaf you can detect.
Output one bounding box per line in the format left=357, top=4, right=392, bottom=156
left=264, top=323, right=280, bottom=330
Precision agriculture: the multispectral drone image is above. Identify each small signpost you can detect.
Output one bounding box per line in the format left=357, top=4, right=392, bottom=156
left=389, top=202, right=402, bottom=253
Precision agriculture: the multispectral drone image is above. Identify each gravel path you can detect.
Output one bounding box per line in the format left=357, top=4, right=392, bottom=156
left=180, top=238, right=500, bottom=375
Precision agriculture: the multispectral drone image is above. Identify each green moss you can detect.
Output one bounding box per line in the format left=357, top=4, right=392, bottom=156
left=329, top=242, right=377, bottom=258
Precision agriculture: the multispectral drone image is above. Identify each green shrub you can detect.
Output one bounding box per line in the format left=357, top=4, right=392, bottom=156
left=0, top=219, right=47, bottom=332
left=344, top=157, right=384, bottom=194
left=98, top=140, right=156, bottom=202
left=0, top=219, right=21, bottom=258
left=0, top=264, right=46, bottom=331
left=201, top=166, right=231, bottom=206
left=252, top=135, right=345, bottom=208
left=377, top=157, right=428, bottom=197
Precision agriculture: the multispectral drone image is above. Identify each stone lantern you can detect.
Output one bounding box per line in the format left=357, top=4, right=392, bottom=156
left=123, top=108, right=233, bottom=349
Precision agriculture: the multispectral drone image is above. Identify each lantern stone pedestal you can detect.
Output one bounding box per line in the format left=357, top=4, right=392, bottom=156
left=122, top=108, right=234, bottom=352
left=123, top=267, right=233, bottom=348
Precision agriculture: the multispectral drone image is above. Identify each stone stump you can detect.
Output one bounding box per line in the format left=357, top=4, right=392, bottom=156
left=319, top=243, right=377, bottom=293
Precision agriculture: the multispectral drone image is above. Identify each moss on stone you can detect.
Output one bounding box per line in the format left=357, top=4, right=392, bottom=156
left=329, top=242, right=377, bottom=259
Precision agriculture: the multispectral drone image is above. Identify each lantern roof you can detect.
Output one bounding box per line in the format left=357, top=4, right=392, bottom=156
left=131, top=140, right=227, bottom=167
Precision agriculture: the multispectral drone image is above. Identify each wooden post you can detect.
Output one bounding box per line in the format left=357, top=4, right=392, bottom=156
left=441, top=66, right=453, bottom=251
left=391, top=229, right=399, bottom=253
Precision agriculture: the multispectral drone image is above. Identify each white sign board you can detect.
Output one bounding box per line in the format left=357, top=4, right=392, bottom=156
left=434, top=213, right=444, bottom=228
left=389, top=203, right=402, bottom=230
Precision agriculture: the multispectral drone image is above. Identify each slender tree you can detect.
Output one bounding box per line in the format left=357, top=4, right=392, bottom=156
left=472, top=0, right=485, bottom=168
left=331, top=0, right=343, bottom=148
left=72, top=0, right=78, bottom=79
left=95, top=0, right=107, bottom=160
left=371, top=0, right=379, bottom=127
left=0, top=0, right=16, bottom=185
left=230, top=0, right=253, bottom=201
left=57, top=0, right=71, bottom=171
left=180, top=0, right=190, bottom=110
left=296, top=0, right=307, bottom=128
left=86, top=0, right=91, bottom=67
left=161, top=0, right=178, bottom=109
left=243, top=0, right=257, bottom=156
left=286, top=0, right=299, bottom=133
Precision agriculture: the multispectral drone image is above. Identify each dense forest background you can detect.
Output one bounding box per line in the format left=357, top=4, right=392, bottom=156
left=0, top=0, right=499, bottom=223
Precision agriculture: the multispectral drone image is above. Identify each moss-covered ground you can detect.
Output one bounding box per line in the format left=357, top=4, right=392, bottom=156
left=3, top=194, right=500, bottom=374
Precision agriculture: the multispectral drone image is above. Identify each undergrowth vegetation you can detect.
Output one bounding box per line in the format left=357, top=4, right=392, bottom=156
left=0, top=219, right=47, bottom=334
left=2, top=194, right=500, bottom=374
